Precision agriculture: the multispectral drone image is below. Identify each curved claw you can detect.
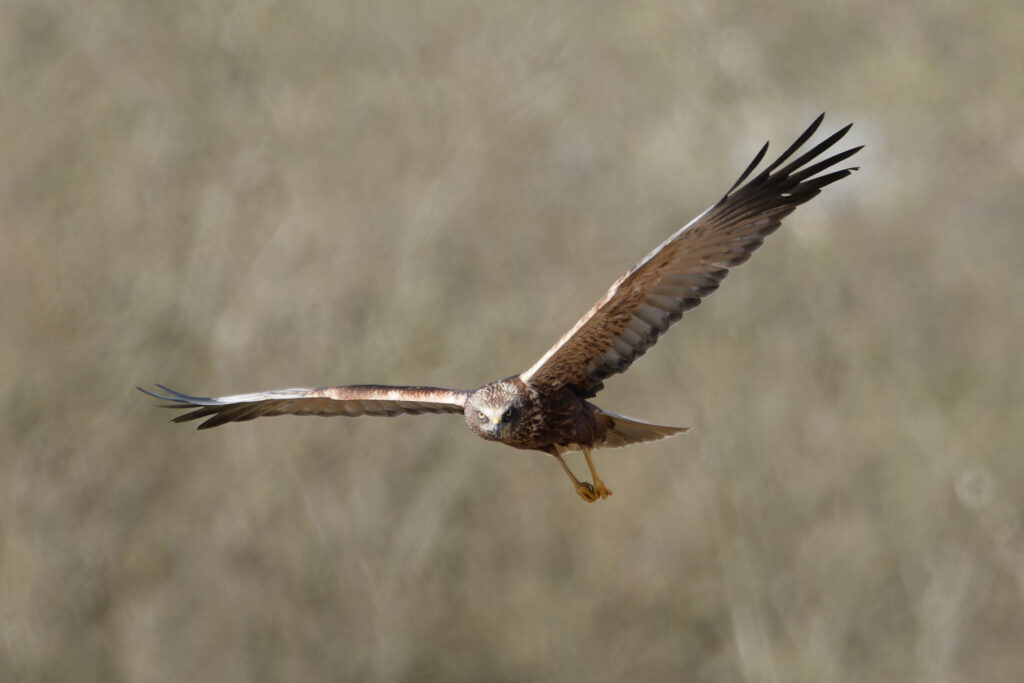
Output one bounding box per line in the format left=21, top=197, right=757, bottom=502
left=575, top=481, right=599, bottom=503
left=592, top=480, right=613, bottom=499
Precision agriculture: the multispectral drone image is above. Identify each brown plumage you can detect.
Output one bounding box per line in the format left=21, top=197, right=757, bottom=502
left=141, top=115, right=860, bottom=503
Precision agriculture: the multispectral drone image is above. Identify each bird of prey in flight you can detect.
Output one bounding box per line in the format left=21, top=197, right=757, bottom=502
left=141, top=114, right=860, bottom=503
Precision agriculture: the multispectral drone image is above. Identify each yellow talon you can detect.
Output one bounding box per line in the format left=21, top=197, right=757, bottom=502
left=576, top=481, right=598, bottom=502
left=592, top=479, right=613, bottom=499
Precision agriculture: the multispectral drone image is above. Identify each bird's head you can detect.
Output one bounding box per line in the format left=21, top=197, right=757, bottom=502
left=464, top=380, right=526, bottom=442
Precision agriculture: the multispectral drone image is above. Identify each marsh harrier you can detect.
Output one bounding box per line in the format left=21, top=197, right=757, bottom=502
left=141, top=115, right=860, bottom=502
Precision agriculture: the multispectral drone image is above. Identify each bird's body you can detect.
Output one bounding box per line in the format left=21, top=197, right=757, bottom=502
left=142, top=115, right=861, bottom=502
left=463, top=377, right=685, bottom=451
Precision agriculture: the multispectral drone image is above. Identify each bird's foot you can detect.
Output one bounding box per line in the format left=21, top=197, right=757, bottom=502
left=578, top=447, right=612, bottom=502
left=575, top=481, right=599, bottom=503
left=555, top=451, right=612, bottom=503
left=592, top=478, right=613, bottom=500
left=574, top=480, right=612, bottom=503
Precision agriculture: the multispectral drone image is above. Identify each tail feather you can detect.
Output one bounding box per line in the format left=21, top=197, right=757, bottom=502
left=595, top=409, right=690, bottom=449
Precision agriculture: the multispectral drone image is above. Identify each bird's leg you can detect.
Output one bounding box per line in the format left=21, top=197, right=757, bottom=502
left=581, top=446, right=612, bottom=499
left=553, top=451, right=598, bottom=503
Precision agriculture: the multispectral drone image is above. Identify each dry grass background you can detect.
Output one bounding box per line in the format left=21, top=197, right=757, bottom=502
left=2, top=1, right=1023, bottom=681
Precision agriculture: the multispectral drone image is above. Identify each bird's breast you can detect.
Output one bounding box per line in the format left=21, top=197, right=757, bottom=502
left=501, top=386, right=600, bottom=452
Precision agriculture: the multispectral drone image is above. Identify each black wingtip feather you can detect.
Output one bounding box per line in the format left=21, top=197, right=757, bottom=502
left=137, top=385, right=166, bottom=400
left=138, top=385, right=197, bottom=409
left=720, top=141, right=769, bottom=202
left=773, top=123, right=854, bottom=179
left=788, top=146, right=862, bottom=184
left=717, top=115, right=855, bottom=212
left=757, top=113, right=826, bottom=178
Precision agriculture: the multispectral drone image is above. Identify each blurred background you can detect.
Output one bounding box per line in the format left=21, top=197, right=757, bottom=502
left=2, top=1, right=1023, bottom=681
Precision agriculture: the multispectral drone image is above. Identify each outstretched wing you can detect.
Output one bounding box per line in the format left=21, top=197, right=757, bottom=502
left=520, top=114, right=861, bottom=396
left=139, top=384, right=470, bottom=430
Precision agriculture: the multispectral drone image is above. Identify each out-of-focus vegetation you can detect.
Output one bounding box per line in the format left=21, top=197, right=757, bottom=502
left=2, top=1, right=1023, bottom=681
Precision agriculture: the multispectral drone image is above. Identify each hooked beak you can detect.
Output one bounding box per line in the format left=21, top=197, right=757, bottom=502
left=490, top=415, right=501, bottom=425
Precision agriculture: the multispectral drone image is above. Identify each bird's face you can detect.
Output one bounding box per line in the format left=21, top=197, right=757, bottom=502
left=466, top=400, right=517, bottom=441
left=464, top=381, right=524, bottom=442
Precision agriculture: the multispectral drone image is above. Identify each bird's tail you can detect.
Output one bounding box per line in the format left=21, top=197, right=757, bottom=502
left=594, top=408, right=690, bottom=449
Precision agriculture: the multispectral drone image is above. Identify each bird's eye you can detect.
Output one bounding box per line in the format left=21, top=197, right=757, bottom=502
left=501, top=408, right=513, bottom=422
left=477, top=411, right=487, bottom=422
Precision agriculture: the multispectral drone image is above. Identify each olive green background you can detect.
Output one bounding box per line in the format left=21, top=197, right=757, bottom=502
left=3, top=1, right=1022, bottom=681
